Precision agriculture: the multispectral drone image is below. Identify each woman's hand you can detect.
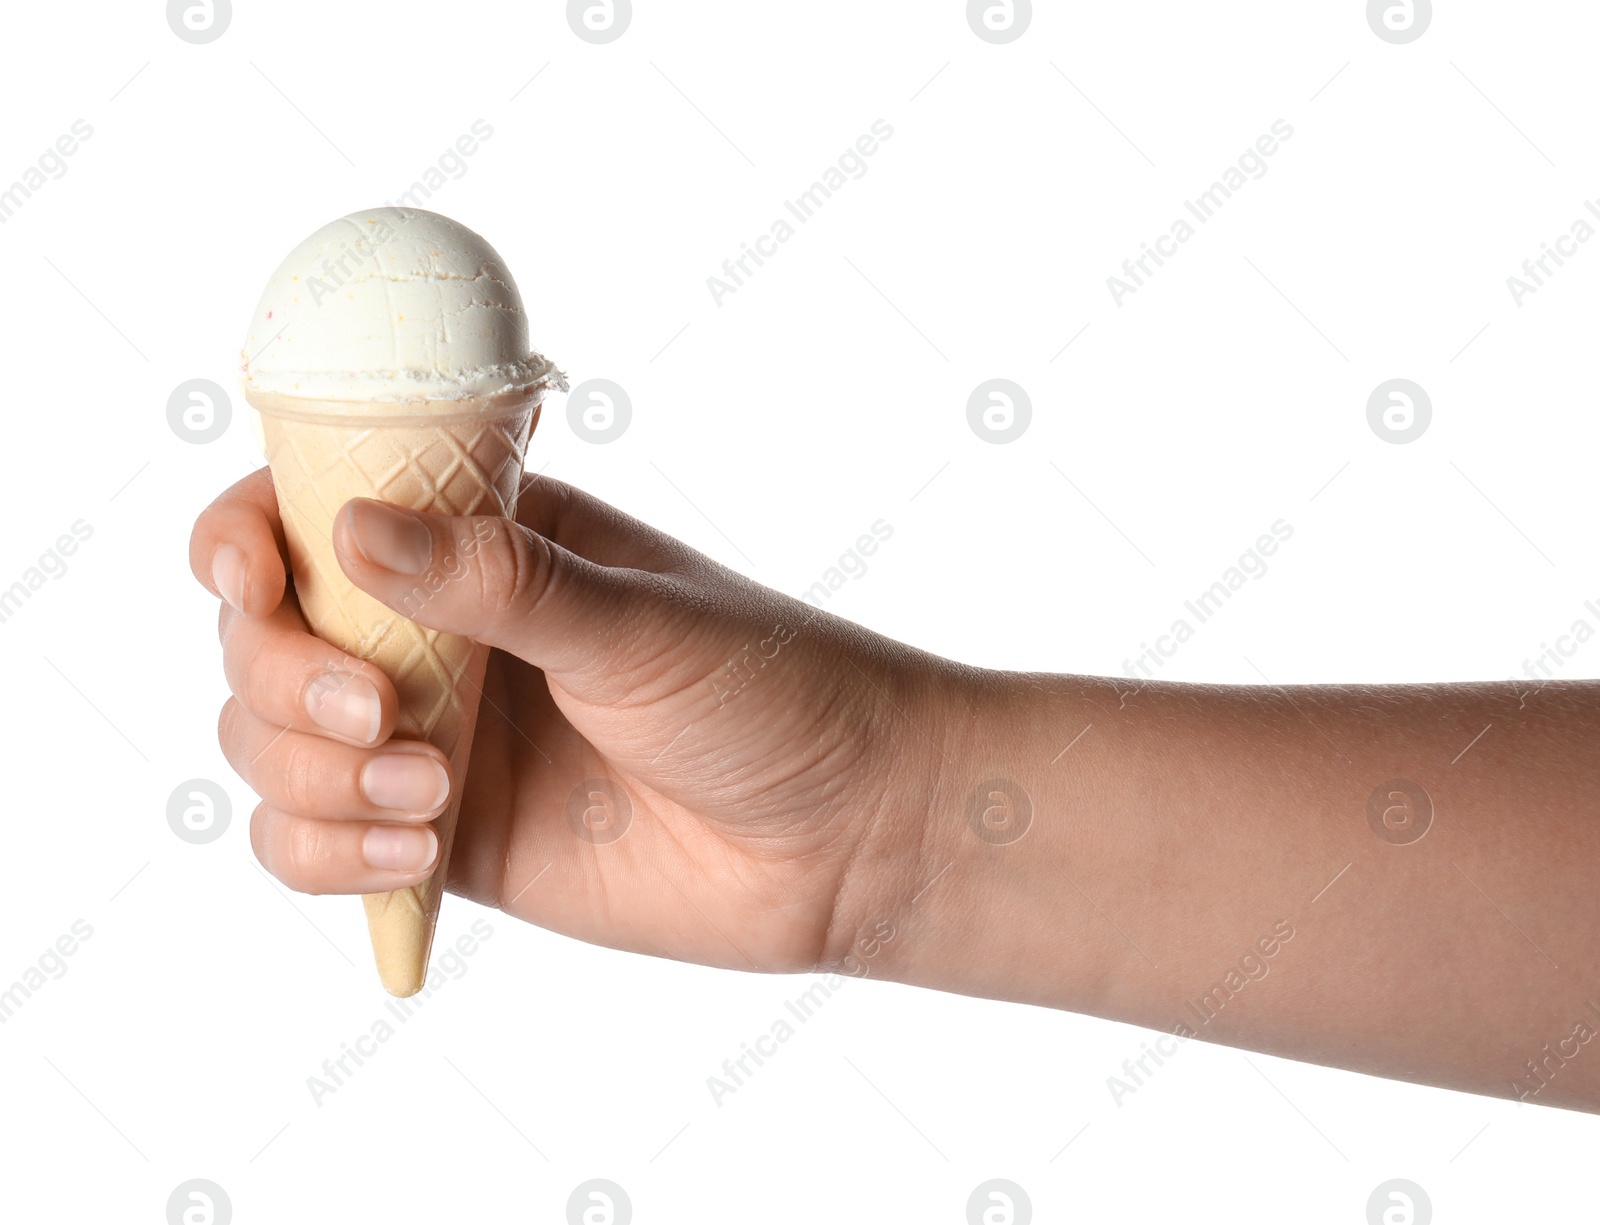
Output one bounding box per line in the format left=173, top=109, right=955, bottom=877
left=189, top=469, right=945, bottom=977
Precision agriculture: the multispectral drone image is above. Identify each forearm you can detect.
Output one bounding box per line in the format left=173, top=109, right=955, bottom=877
left=866, top=668, right=1600, bottom=1110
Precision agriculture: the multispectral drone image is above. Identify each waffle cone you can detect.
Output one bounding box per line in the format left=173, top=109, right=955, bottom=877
left=251, top=390, right=539, bottom=996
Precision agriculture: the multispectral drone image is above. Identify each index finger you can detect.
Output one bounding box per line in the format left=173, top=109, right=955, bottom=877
left=189, top=466, right=289, bottom=618
left=512, top=471, right=706, bottom=575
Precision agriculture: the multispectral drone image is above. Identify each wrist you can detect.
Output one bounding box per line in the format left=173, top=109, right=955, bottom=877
left=836, top=664, right=1128, bottom=1011
left=813, top=647, right=968, bottom=979
left=816, top=655, right=1014, bottom=985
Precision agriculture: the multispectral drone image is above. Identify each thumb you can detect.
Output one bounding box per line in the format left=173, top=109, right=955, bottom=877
left=331, top=497, right=644, bottom=678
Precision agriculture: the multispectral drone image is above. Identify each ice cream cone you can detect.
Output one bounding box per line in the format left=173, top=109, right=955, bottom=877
left=252, top=390, right=538, bottom=996
left=239, top=207, right=564, bottom=995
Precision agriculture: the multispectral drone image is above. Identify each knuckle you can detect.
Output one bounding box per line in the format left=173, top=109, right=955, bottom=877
left=283, top=816, right=335, bottom=883
left=232, top=623, right=278, bottom=703
left=249, top=801, right=274, bottom=868
left=486, top=525, right=551, bottom=623
left=276, top=737, right=323, bottom=813
left=546, top=479, right=576, bottom=532
left=217, top=699, right=245, bottom=766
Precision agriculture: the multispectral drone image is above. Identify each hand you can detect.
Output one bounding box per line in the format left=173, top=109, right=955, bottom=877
left=190, top=469, right=946, bottom=975
left=191, top=469, right=1600, bottom=1111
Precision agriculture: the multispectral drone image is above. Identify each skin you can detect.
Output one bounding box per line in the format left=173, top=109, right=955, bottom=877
left=192, top=469, right=1600, bottom=1113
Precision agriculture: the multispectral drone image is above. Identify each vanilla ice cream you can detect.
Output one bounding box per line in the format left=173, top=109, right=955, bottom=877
left=241, top=207, right=564, bottom=406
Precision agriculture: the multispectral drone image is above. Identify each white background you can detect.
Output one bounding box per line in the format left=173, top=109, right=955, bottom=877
left=1, top=1, right=1596, bottom=1221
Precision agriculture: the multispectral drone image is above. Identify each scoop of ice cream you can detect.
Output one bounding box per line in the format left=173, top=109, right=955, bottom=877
left=241, top=207, right=564, bottom=405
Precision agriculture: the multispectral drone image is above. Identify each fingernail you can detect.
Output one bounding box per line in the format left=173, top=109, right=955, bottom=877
left=213, top=543, right=247, bottom=612
left=361, top=754, right=450, bottom=812
left=305, top=672, right=382, bottom=744
left=347, top=501, right=432, bottom=574
left=362, top=824, right=438, bottom=872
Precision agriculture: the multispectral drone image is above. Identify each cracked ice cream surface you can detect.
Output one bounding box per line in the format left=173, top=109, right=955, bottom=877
left=241, top=207, right=566, bottom=406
